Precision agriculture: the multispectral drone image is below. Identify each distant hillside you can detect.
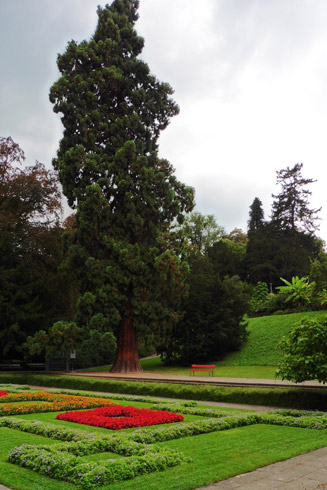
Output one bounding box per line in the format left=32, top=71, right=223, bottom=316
left=222, top=311, right=327, bottom=366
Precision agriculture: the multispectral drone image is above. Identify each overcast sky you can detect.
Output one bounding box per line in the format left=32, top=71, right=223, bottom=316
left=2, top=0, right=327, bottom=240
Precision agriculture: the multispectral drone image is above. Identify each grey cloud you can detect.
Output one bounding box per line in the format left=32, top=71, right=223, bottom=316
left=187, top=172, right=272, bottom=233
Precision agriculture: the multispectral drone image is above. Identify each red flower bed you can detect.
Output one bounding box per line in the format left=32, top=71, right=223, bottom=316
left=56, top=405, right=184, bottom=430
left=0, top=391, right=8, bottom=397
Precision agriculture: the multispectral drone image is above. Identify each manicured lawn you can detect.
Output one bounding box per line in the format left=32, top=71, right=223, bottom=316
left=106, top=426, right=327, bottom=490
left=79, top=311, right=327, bottom=379
left=79, top=356, right=279, bottom=378
left=141, top=358, right=279, bottom=378
left=2, top=390, right=327, bottom=490
left=2, top=417, right=327, bottom=490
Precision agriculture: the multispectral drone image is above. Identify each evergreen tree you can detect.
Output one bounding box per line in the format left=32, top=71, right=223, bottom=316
left=271, top=163, right=321, bottom=234
left=162, top=253, right=249, bottom=364
left=246, top=166, right=321, bottom=288
left=50, top=0, right=179, bottom=207
left=247, top=197, right=264, bottom=234
left=50, top=1, right=194, bottom=372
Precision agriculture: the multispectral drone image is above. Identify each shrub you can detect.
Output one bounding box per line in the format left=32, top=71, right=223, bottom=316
left=248, top=282, right=269, bottom=316
left=277, top=315, right=327, bottom=383
left=3, top=373, right=327, bottom=410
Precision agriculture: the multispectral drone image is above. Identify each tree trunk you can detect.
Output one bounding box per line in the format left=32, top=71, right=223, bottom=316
left=110, top=316, right=143, bottom=373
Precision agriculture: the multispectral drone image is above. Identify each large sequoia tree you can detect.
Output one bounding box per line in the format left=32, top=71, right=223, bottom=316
left=50, top=0, right=194, bottom=372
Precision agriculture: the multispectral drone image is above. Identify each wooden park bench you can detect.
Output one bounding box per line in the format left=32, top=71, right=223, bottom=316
left=189, top=364, right=216, bottom=376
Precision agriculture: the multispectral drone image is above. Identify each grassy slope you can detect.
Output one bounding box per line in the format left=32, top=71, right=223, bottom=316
left=79, top=311, right=327, bottom=378
left=222, top=311, right=327, bottom=367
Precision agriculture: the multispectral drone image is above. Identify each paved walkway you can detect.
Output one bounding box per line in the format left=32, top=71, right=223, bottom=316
left=60, top=369, right=327, bottom=390
left=197, top=447, right=327, bottom=489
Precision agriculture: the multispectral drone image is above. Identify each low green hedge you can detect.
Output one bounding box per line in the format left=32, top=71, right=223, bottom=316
left=1, top=373, right=327, bottom=410
left=7, top=408, right=327, bottom=488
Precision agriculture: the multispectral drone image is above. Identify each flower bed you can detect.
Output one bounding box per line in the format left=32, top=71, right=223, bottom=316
left=56, top=405, right=184, bottom=429
left=0, top=390, right=8, bottom=397
left=0, top=392, right=116, bottom=416
left=7, top=399, right=327, bottom=489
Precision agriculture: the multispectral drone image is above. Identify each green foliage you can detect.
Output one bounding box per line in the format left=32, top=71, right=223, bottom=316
left=50, top=1, right=180, bottom=206
left=245, top=224, right=320, bottom=288
left=49, top=1, right=194, bottom=372
left=245, top=164, right=322, bottom=288
left=208, top=238, right=247, bottom=280
left=317, top=289, right=327, bottom=310
left=77, top=330, right=116, bottom=368
left=24, top=321, right=80, bottom=372
left=278, top=315, right=327, bottom=383
left=276, top=276, right=314, bottom=309
left=248, top=282, right=269, bottom=316
left=247, top=197, right=265, bottom=234
left=261, top=292, right=289, bottom=316
left=177, top=212, right=225, bottom=253
left=310, top=254, right=327, bottom=292
left=0, top=137, right=70, bottom=362
left=4, top=373, right=327, bottom=410
left=271, top=163, right=321, bottom=234
left=162, top=254, right=249, bottom=364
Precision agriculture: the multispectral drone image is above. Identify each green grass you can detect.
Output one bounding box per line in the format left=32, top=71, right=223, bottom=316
left=79, top=311, right=327, bottom=379
left=222, top=311, right=327, bottom=366
left=3, top=411, right=327, bottom=490
left=79, top=356, right=278, bottom=378
left=141, top=358, right=279, bottom=379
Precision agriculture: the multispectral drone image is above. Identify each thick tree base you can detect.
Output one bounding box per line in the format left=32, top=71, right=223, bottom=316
left=110, top=359, right=143, bottom=373
left=110, top=316, right=143, bottom=373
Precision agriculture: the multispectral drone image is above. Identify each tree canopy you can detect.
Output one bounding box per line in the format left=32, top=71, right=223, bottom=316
left=245, top=164, right=322, bottom=288
left=248, top=197, right=265, bottom=234
left=177, top=212, right=225, bottom=254
left=271, top=163, right=321, bottom=234
left=50, top=0, right=180, bottom=208
left=0, top=137, right=69, bottom=362
left=277, top=315, right=327, bottom=383
left=50, top=0, right=194, bottom=372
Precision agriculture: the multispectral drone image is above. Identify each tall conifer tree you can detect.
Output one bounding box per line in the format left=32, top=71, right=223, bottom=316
left=247, top=197, right=264, bottom=234
left=50, top=0, right=194, bottom=372
left=271, top=163, right=320, bottom=234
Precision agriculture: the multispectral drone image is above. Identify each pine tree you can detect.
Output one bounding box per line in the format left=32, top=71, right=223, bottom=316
left=247, top=197, right=264, bottom=234
left=50, top=0, right=180, bottom=207
left=271, top=163, right=321, bottom=234
left=50, top=0, right=194, bottom=372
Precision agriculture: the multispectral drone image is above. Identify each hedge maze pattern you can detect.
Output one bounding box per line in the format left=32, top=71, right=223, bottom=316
left=3, top=391, right=327, bottom=489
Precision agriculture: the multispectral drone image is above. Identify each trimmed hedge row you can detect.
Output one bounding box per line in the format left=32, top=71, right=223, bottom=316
left=7, top=407, right=327, bottom=489
left=9, top=443, right=187, bottom=489
left=1, top=373, right=327, bottom=410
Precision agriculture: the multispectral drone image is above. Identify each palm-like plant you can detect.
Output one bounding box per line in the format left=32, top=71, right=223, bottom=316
left=276, top=276, right=314, bottom=309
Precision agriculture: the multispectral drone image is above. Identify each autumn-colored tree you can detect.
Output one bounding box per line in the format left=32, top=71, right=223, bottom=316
left=0, top=137, right=68, bottom=362
left=50, top=1, right=194, bottom=372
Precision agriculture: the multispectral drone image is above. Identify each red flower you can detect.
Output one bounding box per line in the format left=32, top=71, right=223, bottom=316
left=56, top=405, right=184, bottom=430
left=0, top=391, right=8, bottom=397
